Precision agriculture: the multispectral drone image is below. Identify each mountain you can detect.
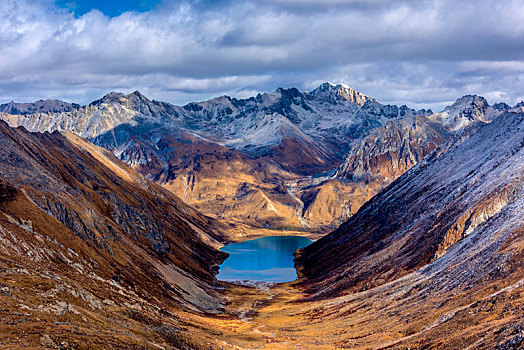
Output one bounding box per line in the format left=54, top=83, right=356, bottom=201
left=286, top=116, right=453, bottom=228
left=0, top=83, right=429, bottom=232
left=1, top=87, right=523, bottom=348
left=293, top=111, right=524, bottom=347
left=428, top=94, right=503, bottom=132
left=0, top=83, right=430, bottom=172
left=298, top=109, right=524, bottom=296
left=336, top=95, right=513, bottom=186
left=335, top=116, right=451, bottom=183
left=0, top=121, right=229, bottom=348
left=321, top=95, right=512, bottom=222
left=0, top=85, right=513, bottom=233
left=307, top=82, right=376, bottom=105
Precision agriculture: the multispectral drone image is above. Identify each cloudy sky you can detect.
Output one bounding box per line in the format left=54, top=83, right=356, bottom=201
left=1, top=0, right=523, bottom=110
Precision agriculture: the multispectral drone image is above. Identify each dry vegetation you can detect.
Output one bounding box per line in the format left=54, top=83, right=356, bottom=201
left=1, top=114, right=524, bottom=349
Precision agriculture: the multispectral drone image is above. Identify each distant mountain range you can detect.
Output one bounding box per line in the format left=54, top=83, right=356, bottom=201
left=1, top=83, right=522, bottom=233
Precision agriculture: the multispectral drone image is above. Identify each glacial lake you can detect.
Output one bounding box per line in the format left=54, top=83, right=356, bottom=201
left=217, top=236, right=313, bottom=282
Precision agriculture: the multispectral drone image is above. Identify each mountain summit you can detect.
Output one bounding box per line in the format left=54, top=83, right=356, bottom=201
left=307, top=82, right=376, bottom=105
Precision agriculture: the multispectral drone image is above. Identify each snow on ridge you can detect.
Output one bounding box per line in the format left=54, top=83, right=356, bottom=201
left=1, top=85, right=514, bottom=173
left=427, top=94, right=508, bottom=133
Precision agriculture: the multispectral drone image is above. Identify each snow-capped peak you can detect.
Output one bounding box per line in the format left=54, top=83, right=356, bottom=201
left=307, top=82, right=375, bottom=106
left=443, top=95, right=489, bottom=115
left=327, top=81, right=350, bottom=89
left=427, top=94, right=507, bottom=132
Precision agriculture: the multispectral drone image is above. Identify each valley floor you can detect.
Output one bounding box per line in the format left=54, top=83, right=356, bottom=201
left=3, top=274, right=523, bottom=349
left=188, top=276, right=524, bottom=349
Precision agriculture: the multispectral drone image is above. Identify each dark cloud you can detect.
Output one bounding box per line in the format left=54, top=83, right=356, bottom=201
left=0, top=0, right=523, bottom=110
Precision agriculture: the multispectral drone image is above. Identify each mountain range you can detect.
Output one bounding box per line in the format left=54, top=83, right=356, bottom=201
left=2, top=83, right=521, bottom=235
left=1, top=83, right=524, bottom=348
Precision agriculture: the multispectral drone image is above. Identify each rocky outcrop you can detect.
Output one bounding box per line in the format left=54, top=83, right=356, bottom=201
left=428, top=94, right=505, bottom=132
left=325, top=98, right=512, bottom=227
left=335, top=116, right=451, bottom=183
left=306, top=82, right=376, bottom=106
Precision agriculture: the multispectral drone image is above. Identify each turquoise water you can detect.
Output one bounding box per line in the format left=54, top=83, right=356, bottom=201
left=217, top=236, right=313, bottom=282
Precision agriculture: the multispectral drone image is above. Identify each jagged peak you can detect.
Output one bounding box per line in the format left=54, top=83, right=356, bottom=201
left=309, top=82, right=352, bottom=94
left=89, top=91, right=125, bottom=106
left=273, top=87, right=303, bottom=101
left=493, top=102, right=511, bottom=111
left=274, top=86, right=301, bottom=93
left=125, top=90, right=149, bottom=100
left=324, top=81, right=350, bottom=90
left=307, top=82, right=375, bottom=106
left=105, top=91, right=124, bottom=98
left=89, top=90, right=153, bottom=107
left=429, top=94, right=496, bottom=132
left=206, top=95, right=233, bottom=103
left=444, top=94, right=489, bottom=112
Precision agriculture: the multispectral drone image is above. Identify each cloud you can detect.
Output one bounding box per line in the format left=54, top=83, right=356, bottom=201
left=0, top=0, right=523, bottom=110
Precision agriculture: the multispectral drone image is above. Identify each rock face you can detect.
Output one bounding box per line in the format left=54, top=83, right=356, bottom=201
left=0, top=83, right=425, bottom=232
left=0, top=86, right=515, bottom=233
left=320, top=96, right=513, bottom=223
left=335, top=116, right=451, bottom=184
left=297, top=111, right=524, bottom=300
left=428, top=95, right=501, bottom=132
left=307, top=82, right=376, bottom=106
left=0, top=120, right=232, bottom=347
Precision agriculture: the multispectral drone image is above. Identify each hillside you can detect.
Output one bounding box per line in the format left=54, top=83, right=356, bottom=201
left=0, top=121, right=228, bottom=348
left=291, top=111, right=524, bottom=346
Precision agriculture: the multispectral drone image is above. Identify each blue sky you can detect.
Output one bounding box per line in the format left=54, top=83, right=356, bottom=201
left=0, top=0, right=523, bottom=110
left=55, top=0, right=162, bottom=17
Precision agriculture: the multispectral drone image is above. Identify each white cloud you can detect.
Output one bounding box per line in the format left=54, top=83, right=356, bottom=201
left=0, top=0, right=523, bottom=110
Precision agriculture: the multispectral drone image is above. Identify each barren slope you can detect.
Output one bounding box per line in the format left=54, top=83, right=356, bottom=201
left=0, top=121, right=229, bottom=349
left=298, top=111, right=524, bottom=299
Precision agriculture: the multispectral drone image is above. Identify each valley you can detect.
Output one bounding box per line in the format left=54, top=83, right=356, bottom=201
left=0, top=84, right=523, bottom=349
left=2, top=0, right=524, bottom=347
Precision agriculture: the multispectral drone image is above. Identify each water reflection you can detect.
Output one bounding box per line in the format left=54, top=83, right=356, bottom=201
left=218, top=236, right=312, bottom=282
